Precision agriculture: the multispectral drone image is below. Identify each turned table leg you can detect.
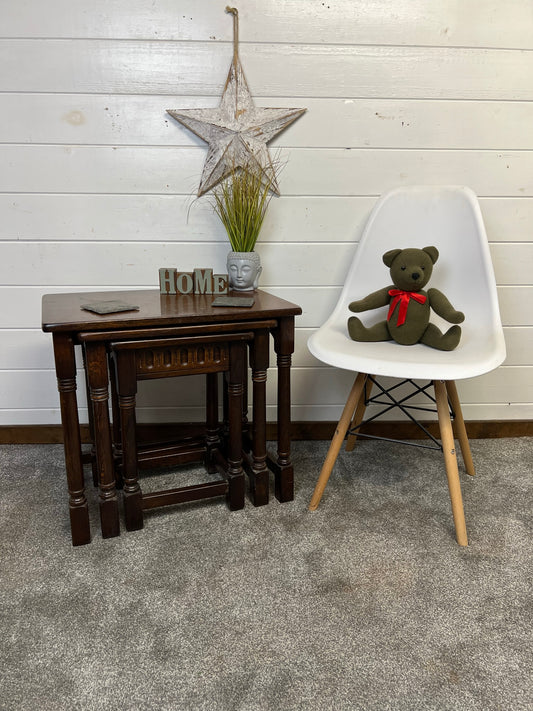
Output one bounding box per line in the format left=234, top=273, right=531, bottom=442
left=53, top=333, right=91, bottom=546
left=226, top=341, right=245, bottom=510
left=249, top=329, right=269, bottom=506
left=81, top=345, right=98, bottom=487
left=205, top=372, right=220, bottom=473
left=114, top=350, right=143, bottom=532
left=271, top=316, right=295, bottom=502
left=84, top=341, right=120, bottom=538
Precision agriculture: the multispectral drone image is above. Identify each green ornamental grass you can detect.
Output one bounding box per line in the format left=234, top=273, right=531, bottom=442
left=213, top=164, right=276, bottom=252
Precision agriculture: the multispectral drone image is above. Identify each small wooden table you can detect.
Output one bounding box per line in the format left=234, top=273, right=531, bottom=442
left=110, top=331, right=252, bottom=531
left=42, top=289, right=302, bottom=545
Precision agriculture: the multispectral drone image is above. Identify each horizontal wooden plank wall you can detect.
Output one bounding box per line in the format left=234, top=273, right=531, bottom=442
left=1, top=0, right=532, bottom=431
left=3, top=0, right=532, bottom=47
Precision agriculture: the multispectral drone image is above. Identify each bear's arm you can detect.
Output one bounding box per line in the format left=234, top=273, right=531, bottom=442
left=427, top=288, right=465, bottom=323
left=349, top=286, right=392, bottom=313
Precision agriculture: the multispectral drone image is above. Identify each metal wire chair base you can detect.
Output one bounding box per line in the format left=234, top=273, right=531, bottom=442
left=347, top=376, right=455, bottom=452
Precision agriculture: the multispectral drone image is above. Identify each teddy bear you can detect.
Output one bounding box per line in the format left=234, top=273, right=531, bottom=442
left=347, top=245, right=464, bottom=351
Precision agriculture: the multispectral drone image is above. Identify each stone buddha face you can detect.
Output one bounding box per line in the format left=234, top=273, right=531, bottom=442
left=226, top=252, right=262, bottom=291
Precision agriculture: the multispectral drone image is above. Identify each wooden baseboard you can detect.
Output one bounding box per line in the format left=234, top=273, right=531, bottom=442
left=1, top=420, right=532, bottom=445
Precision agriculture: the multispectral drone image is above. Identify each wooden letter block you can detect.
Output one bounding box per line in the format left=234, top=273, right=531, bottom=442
left=176, top=272, right=194, bottom=294
left=159, top=267, right=228, bottom=295
left=159, top=268, right=177, bottom=295
left=213, top=274, right=229, bottom=295
left=194, top=268, right=213, bottom=294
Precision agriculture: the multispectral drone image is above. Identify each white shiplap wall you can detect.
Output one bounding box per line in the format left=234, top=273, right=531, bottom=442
left=1, top=0, right=533, bottom=426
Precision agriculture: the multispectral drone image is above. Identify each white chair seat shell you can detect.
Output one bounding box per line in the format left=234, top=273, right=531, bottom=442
left=308, top=185, right=506, bottom=381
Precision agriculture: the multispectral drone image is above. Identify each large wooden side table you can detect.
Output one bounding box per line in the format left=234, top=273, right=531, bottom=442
left=42, top=289, right=302, bottom=545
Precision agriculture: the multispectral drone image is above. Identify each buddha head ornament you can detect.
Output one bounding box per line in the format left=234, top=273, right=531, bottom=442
left=226, top=251, right=262, bottom=292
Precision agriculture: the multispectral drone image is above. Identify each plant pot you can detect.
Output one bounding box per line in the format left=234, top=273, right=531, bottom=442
left=226, top=250, right=262, bottom=292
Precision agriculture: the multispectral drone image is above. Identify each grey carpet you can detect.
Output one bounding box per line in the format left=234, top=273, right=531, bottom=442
left=0, top=438, right=532, bottom=711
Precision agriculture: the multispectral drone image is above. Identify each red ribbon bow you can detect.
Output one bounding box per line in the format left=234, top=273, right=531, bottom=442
left=387, top=289, right=427, bottom=326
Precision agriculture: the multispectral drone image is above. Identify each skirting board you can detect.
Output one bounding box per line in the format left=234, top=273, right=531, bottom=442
left=1, top=421, right=532, bottom=444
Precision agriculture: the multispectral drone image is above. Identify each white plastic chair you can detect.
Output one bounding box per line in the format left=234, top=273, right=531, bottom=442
left=308, top=186, right=506, bottom=545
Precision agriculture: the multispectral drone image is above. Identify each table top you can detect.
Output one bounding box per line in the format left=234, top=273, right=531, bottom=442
left=42, top=289, right=302, bottom=333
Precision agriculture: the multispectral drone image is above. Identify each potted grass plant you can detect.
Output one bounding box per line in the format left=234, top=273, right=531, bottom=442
left=212, top=161, right=278, bottom=291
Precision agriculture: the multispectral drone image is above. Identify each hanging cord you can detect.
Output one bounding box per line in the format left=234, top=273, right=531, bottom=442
left=225, top=6, right=239, bottom=64
left=225, top=7, right=242, bottom=121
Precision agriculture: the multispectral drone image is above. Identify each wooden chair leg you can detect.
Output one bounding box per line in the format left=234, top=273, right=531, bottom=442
left=309, top=372, right=368, bottom=511
left=434, top=380, right=468, bottom=546
left=445, top=380, right=476, bottom=477
left=345, top=376, right=373, bottom=452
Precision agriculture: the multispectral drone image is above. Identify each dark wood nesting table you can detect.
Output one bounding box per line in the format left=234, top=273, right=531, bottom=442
left=42, top=289, right=302, bottom=545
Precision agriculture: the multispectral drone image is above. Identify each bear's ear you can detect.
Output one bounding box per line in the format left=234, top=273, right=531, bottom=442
left=423, top=245, right=439, bottom=264
left=383, top=249, right=402, bottom=267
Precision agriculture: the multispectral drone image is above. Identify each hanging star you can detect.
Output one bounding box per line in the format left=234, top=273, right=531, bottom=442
left=167, top=8, right=306, bottom=196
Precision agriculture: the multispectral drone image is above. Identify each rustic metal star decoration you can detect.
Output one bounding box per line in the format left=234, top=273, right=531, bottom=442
left=167, top=7, right=306, bottom=196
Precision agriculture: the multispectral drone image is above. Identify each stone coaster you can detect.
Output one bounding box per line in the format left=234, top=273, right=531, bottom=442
left=81, top=300, right=140, bottom=315
left=211, top=296, right=255, bottom=308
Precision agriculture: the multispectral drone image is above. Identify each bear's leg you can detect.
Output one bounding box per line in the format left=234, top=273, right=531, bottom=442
left=421, top=323, right=462, bottom=351
left=348, top=317, right=391, bottom=342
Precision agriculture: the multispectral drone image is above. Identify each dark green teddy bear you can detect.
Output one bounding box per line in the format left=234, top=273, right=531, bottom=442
left=347, top=246, right=464, bottom=351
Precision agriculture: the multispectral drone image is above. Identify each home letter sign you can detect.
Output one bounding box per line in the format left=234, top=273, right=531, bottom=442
left=159, top=267, right=228, bottom=295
